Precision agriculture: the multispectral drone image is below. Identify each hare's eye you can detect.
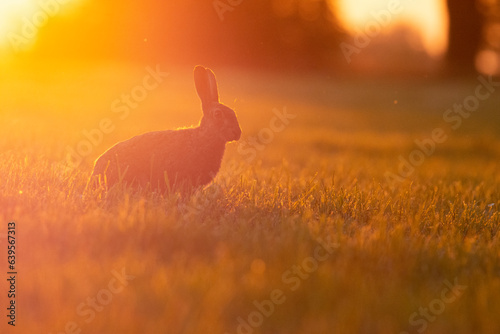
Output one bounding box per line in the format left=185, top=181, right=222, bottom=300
left=213, top=109, right=222, bottom=118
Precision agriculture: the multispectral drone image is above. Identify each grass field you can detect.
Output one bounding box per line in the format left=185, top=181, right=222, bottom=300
left=1, top=62, right=500, bottom=334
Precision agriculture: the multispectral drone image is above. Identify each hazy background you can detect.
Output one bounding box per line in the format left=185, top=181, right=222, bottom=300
left=0, top=0, right=499, bottom=76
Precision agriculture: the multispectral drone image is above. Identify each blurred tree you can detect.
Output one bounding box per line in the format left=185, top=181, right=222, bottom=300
left=478, top=0, right=500, bottom=73
left=157, top=0, right=345, bottom=70
left=224, top=0, right=345, bottom=70
left=445, top=0, right=485, bottom=75
left=32, top=0, right=345, bottom=71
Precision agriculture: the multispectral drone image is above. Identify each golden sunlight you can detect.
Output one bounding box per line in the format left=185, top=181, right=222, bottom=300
left=0, top=0, right=37, bottom=45
left=0, top=0, right=81, bottom=53
left=336, top=0, right=448, bottom=56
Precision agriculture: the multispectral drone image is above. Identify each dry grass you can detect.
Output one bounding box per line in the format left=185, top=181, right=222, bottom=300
left=1, top=63, right=500, bottom=334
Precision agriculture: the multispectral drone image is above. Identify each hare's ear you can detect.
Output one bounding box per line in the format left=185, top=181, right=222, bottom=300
left=194, top=66, right=219, bottom=108
left=206, top=68, right=219, bottom=102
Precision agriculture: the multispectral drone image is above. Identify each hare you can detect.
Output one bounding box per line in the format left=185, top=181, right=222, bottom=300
left=88, top=66, right=241, bottom=193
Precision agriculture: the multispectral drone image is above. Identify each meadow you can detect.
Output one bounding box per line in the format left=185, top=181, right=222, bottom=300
left=1, top=62, right=500, bottom=334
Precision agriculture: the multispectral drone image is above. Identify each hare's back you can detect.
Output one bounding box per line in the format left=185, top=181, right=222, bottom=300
left=92, top=130, right=181, bottom=173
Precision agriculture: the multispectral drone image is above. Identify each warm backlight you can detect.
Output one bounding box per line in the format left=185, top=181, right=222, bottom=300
left=336, top=0, right=448, bottom=56
left=0, top=0, right=38, bottom=47
left=0, top=0, right=81, bottom=54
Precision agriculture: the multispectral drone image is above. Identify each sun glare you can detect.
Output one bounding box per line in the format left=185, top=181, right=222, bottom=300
left=336, top=0, right=448, bottom=56
left=0, top=0, right=37, bottom=43
left=0, top=0, right=82, bottom=55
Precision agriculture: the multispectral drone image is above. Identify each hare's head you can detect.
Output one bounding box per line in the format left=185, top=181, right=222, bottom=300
left=195, top=66, right=241, bottom=142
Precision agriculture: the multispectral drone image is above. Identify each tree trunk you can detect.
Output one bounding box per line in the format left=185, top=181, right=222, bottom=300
left=445, top=0, right=485, bottom=75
